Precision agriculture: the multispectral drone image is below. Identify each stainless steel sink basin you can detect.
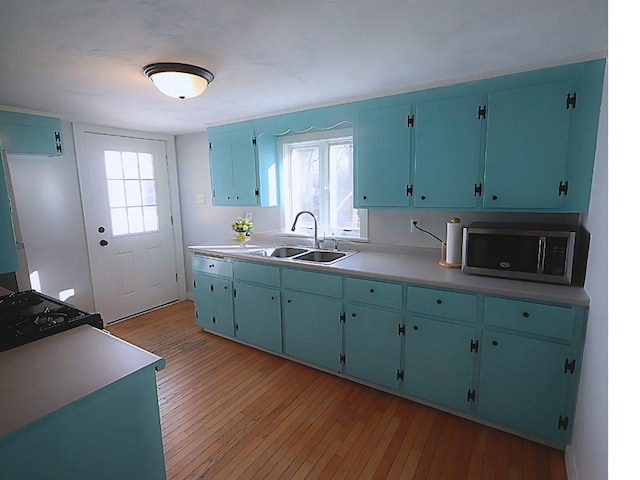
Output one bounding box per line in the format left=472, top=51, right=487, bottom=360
left=292, top=250, right=348, bottom=263
left=250, top=246, right=309, bottom=258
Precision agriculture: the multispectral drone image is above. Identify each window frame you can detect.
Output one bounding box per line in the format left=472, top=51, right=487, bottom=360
left=277, top=128, right=368, bottom=241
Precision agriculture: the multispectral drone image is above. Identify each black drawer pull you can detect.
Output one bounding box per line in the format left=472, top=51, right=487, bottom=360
left=287, top=299, right=292, bottom=303
left=413, top=325, right=419, bottom=331
left=351, top=313, right=357, bottom=317
left=436, top=299, right=442, bottom=305
left=369, top=288, right=375, bottom=293
left=522, top=312, right=530, bottom=318
left=492, top=340, right=499, bottom=346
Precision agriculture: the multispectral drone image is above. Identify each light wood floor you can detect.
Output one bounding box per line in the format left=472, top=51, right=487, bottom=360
left=107, top=300, right=567, bottom=480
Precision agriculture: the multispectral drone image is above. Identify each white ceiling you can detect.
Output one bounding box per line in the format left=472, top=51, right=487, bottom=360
left=0, top=0, right=607, bottom=136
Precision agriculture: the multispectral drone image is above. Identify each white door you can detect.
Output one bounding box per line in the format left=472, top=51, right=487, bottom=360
left=80, top=133, right=178, bottom=323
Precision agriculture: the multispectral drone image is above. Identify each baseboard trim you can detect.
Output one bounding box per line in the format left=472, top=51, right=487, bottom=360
left=565, top=444, right=578, bottom=480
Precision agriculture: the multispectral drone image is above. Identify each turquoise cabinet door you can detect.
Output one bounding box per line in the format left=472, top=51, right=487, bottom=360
left=477, top=330, right=571, bottom=443
left=404, top=316, right=476, bottom=412
left=0, top=159, right=17, bottom=274
left=0, top=111, right=63, bottom=156
left=484, top=81, right=572, bottom=209
left=283, top=291, right=343, bottom=372
left=355, top=104, right=412, bottom=207
left=211, top=277, right=235, bottom=336
left=193, top=272, right=214, bottom=329
left=344, top=304, right=402, bottom=390
left=230, top=130, right=259, bottom=205
left=209, top=129, right=258, bottom=206
left=209, top=132, right=236, bottom=205
left=413, top=95, right=484, bottom=208
left=234, top=282, right=282, bottom=353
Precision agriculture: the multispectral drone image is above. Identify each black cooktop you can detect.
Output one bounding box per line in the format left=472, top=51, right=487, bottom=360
left=0, top=290, right=104, bottom=353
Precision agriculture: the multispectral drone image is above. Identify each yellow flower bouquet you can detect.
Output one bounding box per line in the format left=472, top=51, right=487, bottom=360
left=231, top=216, right=253, bottom=244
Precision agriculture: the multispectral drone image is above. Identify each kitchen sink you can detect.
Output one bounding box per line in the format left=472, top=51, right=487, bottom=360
left=247, top=246, right=356, bottom=265
left=292, top=250, right=348, bottom=263
left=249, top=246, right=309, bottom=258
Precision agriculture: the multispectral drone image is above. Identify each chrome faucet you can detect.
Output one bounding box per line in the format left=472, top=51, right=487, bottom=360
left=291, top=211, right=320, bottom=249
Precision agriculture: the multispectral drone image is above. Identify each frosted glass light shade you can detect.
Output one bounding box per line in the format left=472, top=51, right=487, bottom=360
left=143, top=63, right=214, bottom=99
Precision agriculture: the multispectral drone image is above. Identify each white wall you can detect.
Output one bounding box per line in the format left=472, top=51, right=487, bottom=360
left=6, top=122, right=95, bottom=311
left=567, top=70, right=608, bottom=480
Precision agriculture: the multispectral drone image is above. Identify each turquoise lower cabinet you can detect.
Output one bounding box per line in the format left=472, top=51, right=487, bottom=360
left=0, top=160, right=17, bottom=274
left=283, top=291, right=343, bottom=372
left=193, top=272, right=234, bottom=336
left=477, top=330, right=572, bottom=444
left=344, top=304, right=402, bottom=390
left=233, top=282, right=282, bottom=353
left=404, top=316, right=477, bottom=412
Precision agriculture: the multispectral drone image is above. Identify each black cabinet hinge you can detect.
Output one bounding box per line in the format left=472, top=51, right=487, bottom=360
left=209, top=142, right=212, bottom=151
left=406, top=184, right=413, bottom=197
left=467, top=389, right=476, bottom=403
left=566, top=92, right=577, bottom=109
left=254, top=188, right=259, bottom=197
left=193, top=279, right=196, bottom=288
left=557, top=415, right=569, bottom=430
left=340, top=353, right=346, bottom=364
left=474, top=183, right=483, bottom=197
left=251, top=136, right=257, bottom=146
left=54, top=131, right=62, bottom=153
left=478, top=105, right=487, bottom=119
left=212, top=316, right=216, bottom=324
left=407, top=114, right=415, bottom=128
left=470, top=339, right=479, bottom=353
left=340, top=312, right=346, bottom=323
left=398, top=324, right=406, bottom=336
left=210, top=284, right=214, bottom=292
left=195, top=309, right=198, bottom=319
left=233, top=288, right=237, bottom=298
left=558, top=180, right=569, bottom=196
left=564, top=358, right=576, bottom=374
left=397, top=369, right=404, bottom=381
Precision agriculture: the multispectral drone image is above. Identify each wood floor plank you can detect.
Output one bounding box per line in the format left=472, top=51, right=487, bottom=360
left=106, top=301, right=568, bottom=480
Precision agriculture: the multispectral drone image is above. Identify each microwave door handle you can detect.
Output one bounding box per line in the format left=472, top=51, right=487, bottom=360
left=537, top=237, right=546, bottom=274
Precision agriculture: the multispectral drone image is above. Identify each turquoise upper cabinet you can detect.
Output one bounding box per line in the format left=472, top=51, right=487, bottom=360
left=483, top=81, right=572, bottom=209
left=413, top=95, right=485, bottom=208
left=354, top=104, right=412, bottom=207
left=0, top=111, right=63, bottom=156
left=208, top=129, right=277, bottom=207
left=0, top=159, right=17, bottom=274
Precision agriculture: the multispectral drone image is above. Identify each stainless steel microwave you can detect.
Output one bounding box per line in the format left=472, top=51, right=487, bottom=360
left=461, top=222, right=576, bottom=284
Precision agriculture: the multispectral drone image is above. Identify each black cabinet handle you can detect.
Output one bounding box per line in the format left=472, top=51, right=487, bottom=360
left=421, top=195, right=426, bottom=200
left=492, top=340, right=499, bottom=346
left=436, top=299, right=442, bottom=305
left=351, top=313, right=357, bottom=317
left=413, top=325, right=419, bottom=331
left=362, top=195, right=367, bottom=200
left=369, top=288, right=375, bottom=293
left=522, top=312, right=530, bottom=318
left=270, top=296, right=275, bottom=300
left=287, top=299, right=292, bottom=303
left=492, top=195, right=498, bottom=200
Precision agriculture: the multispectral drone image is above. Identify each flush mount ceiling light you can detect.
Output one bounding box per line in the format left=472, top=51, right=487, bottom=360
left=143, top=62, right=214, bottom=99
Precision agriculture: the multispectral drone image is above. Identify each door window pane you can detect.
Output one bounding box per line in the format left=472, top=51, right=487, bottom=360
left=107, top=180, right=126, bottom=208
left=104, top=150, right=160, bottom=236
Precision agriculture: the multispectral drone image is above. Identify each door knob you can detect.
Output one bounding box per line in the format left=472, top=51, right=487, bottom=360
left=99, top=239, right=109, bottom=246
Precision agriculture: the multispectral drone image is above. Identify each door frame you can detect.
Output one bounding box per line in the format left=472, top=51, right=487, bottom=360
left=72, top=123, right=187, bottom=310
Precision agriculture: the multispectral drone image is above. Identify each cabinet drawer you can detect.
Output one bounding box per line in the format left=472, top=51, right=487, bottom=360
left=191, top=254, right=233, bottom=277
left=233, top=261, right=280, bottom=287
left=484, top=297, right=574, bottom=341
left=345, top=277, right=402, bottom=309
left=282, top=268, right=342, bottom=298
left=406, top=286, right=476, bottom=323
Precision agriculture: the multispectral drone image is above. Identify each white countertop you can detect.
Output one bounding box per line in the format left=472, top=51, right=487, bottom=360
left=0, top=286, right=13, bottom=296
left=189, top=242, right=590, bottom=307
left=0, top=325, right=165, bottom=438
